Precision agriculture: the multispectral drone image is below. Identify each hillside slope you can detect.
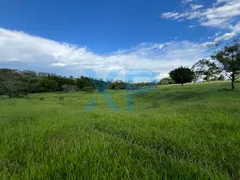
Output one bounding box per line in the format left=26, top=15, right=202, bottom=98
left=0, top=82, right=240, bottom=179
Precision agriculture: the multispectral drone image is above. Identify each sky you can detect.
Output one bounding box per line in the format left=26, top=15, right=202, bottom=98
left=0, top=0, right=240, bottom=82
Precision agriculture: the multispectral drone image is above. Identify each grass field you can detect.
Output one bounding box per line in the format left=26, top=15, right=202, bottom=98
left=0, top=82, right=240, bottom=179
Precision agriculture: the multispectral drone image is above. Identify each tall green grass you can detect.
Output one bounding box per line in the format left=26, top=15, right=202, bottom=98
left=0, top=82, right=240, bottom=179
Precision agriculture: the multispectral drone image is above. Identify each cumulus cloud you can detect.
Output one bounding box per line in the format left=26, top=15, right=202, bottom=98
left=0, top=27, right=211, bottom=81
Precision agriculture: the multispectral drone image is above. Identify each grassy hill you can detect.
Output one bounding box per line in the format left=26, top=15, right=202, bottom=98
left=0, top=82, right=240, bottom=179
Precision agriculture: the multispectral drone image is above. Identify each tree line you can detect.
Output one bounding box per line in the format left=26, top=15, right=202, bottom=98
left=0, top=69, right=156, bottom=97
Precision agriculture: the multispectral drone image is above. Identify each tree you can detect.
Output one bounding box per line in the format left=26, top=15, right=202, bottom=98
left=76, top=76, right=95, bottom=91
left=212, top=43, right=240, bottom=90
left=92, top=79, right=109, bottom=92
left=2, top=81, right=28, bottom=97
left=169, top=67, right=194, bottom=85
left=39, top=78, right=58, bottom=92
left=192, top=59, right=220, bottom=83
left=108, top=80, right=126, bottom=90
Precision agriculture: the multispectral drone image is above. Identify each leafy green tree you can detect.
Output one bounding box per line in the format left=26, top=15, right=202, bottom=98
left=0, top=69, right=29, bottom=97
left=169, top=67, right=194, bottom=85
left=109, top=80, right=127, bottom=90
left=76, top=76, right=95, bottom=91
left=92, top=79, right=109, bottom=92
left=212, top=43, right=240, bottom=90
left=2, top=81, right=28, bottom=97
left=39, top=78, right=58, bottom=92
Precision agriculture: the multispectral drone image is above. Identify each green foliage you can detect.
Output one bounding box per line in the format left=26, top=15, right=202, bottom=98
left=81, top=86, right=95, bottom=92
left=47, top=74, right=75, bottom=90
left=0, top=69, right=28, bottom=97
left=0, top=68, right=158, bottom=96
left=0, top=68, right=77, bottom=96
left=76, top=76, right=95, bottom=91
left=92, top=79, right=109, bottom=92
left=212, top=43, right=240, bottom=90
left=39, top=78, right=59, bottom=92
left=169, top=67, right=194, bottom=85
left=109, top=80, right=126, bottom=90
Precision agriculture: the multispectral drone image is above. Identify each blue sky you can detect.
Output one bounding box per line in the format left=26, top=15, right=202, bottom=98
left=0, top=0, right=240, bottom=81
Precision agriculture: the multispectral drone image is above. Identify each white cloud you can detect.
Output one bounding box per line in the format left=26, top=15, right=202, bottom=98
left=190, top=4, right=204, bottom=10
left=213, top=21, right=240, bottom=42
left=156, top=72, right=170, bottom=80
left=208, top=32, right=221, bottom=40
left=161, top=12, right=180, bottom=19
left=214, top=32, right=236, bottom=42
left=215, top=0, right=239, bottom=5
left=161, top=0, right=240, bottom=29
left=182, top=0, right=194, bottom=5
left=231, top=21, right=240, bottom=32
left=188, top=25, right=197, bottom=28
left=0, top=27, right=211, bottom=81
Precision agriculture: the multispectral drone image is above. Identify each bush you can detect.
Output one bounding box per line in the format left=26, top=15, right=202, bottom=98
left=40, top=97, right=45, bottom=100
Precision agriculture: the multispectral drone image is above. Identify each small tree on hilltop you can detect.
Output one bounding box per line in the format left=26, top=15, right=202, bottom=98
left=169, top=67, right=194, bottom=85
left=212, top=43, right=240, bottom=90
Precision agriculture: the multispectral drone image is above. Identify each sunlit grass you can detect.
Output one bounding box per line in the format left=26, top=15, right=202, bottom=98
left=0, top=82, right=240, bottom=179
